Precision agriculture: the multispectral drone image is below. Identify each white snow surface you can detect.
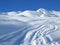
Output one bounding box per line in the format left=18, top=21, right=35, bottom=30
left=0, top=8, right=60, bottom=45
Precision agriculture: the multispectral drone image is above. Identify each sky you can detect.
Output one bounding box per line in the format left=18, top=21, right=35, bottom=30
left=0, top=0, right=60, bottom=12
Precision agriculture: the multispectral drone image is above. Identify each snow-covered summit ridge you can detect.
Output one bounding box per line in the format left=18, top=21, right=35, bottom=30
left=0, top=8, right=60, bottom=25
left=0, top=8, right=60, bottom=18
left=37, top=8, right=60, bottom=17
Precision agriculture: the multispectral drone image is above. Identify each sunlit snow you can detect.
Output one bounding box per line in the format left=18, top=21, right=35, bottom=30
left=0, top=8, right=60, bottom=45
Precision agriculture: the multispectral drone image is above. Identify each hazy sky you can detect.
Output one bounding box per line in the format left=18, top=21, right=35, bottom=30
left=0, top=0, right=60, bottom=12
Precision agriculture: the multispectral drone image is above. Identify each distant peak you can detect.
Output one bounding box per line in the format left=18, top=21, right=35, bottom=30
left=37, top=8, right=48, bottom=14
left=37, top=8, right=46, bottom=12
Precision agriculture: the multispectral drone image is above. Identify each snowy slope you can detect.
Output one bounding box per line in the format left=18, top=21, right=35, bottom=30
left=0, top=8, right=60, bottom=45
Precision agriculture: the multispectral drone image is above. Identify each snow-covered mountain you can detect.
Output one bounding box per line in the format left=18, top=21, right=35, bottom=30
left=0, top=8, right=60, bottom=45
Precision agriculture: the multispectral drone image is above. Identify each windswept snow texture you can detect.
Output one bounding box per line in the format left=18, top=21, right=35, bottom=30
left=0, top=8, right=60, bottom=45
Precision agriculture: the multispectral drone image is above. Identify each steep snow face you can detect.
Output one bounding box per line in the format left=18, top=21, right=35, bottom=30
left=0, top=8, right=60, bottom=45
left=37, top=8, right=59, bottom=17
